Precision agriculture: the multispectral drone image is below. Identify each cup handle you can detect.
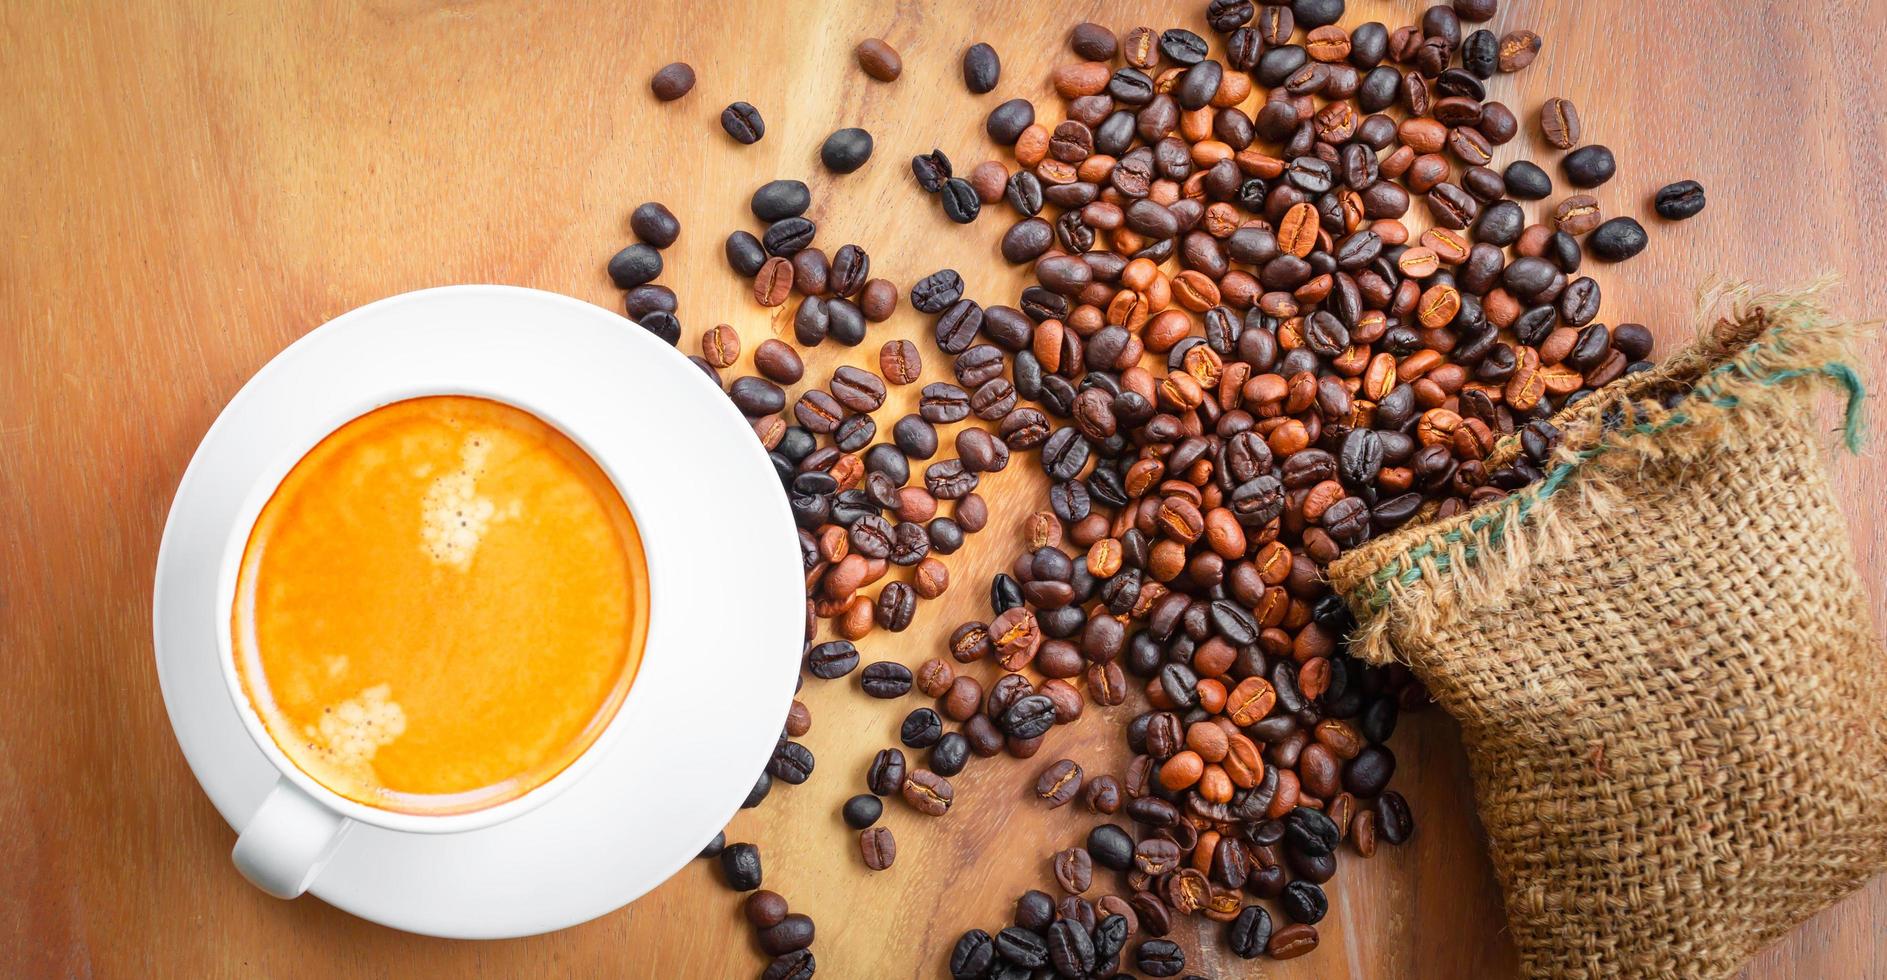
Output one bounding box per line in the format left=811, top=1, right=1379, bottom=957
left=231, top=778, right=352, bottom=899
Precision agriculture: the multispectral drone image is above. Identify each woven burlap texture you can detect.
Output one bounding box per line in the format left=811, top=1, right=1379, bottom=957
left=1328, top=285, right=1884, bottom=979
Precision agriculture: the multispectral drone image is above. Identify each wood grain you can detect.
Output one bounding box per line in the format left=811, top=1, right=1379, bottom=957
left=3, top=1, right=1882, bottom=977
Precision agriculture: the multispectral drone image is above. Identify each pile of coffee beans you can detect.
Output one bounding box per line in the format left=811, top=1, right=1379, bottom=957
left=606, top=0, right=1704, bottom=974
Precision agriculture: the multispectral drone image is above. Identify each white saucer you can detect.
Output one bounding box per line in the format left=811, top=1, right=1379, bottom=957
left=153, top=285, right=804, bottom=938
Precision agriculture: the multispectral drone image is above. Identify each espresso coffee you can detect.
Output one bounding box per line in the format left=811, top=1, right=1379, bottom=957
left=232, top=395, right=647, bottom=816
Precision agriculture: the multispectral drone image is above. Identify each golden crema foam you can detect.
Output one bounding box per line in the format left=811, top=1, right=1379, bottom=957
left=232, top=395, right=647, bottom=815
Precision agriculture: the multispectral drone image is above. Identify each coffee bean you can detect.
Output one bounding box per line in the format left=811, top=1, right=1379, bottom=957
left=860, top=278, right=899, bottom=320
left=861, top=660, right=914, bottom=699
left=962, top=42, right=1001, bottom=93
left=807, top=640, right=859, bottom=679
left=763, top=216, right=816, bottom=257
left=726, top=230, right=768, bottom=277
left=1540, top=96, right=1581, bottom=149
left=1036, top=759, right=1084, bottom=807
left=606, top=243, right=662, bottom=289
left=842, top=793, right=883, bottom=829
left=1588, top=217, right=1648, bottom=261
left=1135, top=938, right=1185, bottom=977
left=751, top=179, right=810, bottom=222
left=1053, top=846, right=1093, bottom=894
left=867, top=747, right=906, bottom=796
left=1654, top=179, right=1706, bottom=220
left=767, top=740, right=814, bottom=785
left=987, top=99, right=1036, bottom=145
left=636, top=310, right=680, bottom=346
left=759, top=913, right=814, bottom=955
left=720, top=101, right=765, bottom=144
left=1497, top=30, right=1541, bottom=71
left=902, top=768, right=953, bottom=815
left=761, top=950, right=813, bottom=980
left=1562, top=144, right=1616, bottom=188
left=930, top=731, right=970, bottom=777
left=911, top=149, right=953, bottom=193
left=1504, top=159, right=1552, bottom=200
left=1375, top=790, right=1414, bottom=844
left=743, top=770, right=771, bottom=808
left=698, top=831, right=725, bottom=859
left=752, top=339, right=804, bottom=384
left=855, top=38, right=902, bottom=81
left=1228, top=904, right=1272, bottom=958
left=1001, top=694, right=1057, bottom=739
left=745, top=889, right=788, bottom=928
left=859, top=826, right=897, bottom=870
left=630, top=202, right=680, bottom=249
left=1269, top=922, right=1320, bottom=959
left=719, top=842, right=762, bottom=891
left=822, top=127, right=875, bottom=174
left=940, top=178, right=981, bottom=224
left=911, top=269, right=965, bottom=314
left=649, top=62, right=695, bottom=101
left=950, top=930, right=995, bottom=979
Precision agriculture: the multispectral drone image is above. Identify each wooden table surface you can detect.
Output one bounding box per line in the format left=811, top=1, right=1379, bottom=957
left=4, top=0, right=1883, bottom=976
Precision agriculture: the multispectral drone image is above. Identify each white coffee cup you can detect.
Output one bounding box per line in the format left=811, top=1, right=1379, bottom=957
left=217, top=388, right=644, bottom=898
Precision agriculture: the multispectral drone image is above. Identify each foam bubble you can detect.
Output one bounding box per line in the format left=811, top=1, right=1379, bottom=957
left=300, top=683, right=407, bottom=782
left=419, top=433, right=508, bottom=568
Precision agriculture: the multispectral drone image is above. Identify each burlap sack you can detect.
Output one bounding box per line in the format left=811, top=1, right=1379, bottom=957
left=1327, top=285, right=1884, bottom=978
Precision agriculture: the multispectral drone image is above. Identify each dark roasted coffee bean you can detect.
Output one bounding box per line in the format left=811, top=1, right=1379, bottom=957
left=698, top=831, right=726, bottom=859
left=726, top=230, right=767, bottom=276
left=1280, top=880, right=1329, bottom=925
left=1001, top=694, right=1057, bottom=739
left=941, top=178, right=982, bottom=223
left=822, top=127, right=874, bottom=174
left=963, top=42, right=1001, bottom=93
left=987, top=98, right=1036, bottom=145
left=995, top=926, right=1048, bottom=967
left=1375, top=790, right=1414, bottom=843
left=1504, top=159, right=1552, bottom=200
left=763, top=217, right=816, bottom=258
left=636, top=311, right=680, bottom=346
left=1562, top=144, right=1616, bottom=188
left=1588, top=217, right=1648, bottom=262
left=762, top=950, right=814, bottom=980
left=1344, top=744, right=1397, bottom=796
left=951, top=930, right=996, bottom=979
left=912, top=269, right=965, bottom=313
left=719, top=842, right=762, bottom=890
left=843, top=793, right=883, bottom=829
left=900, top=707, right=944, bottom=749
left=1047, top=918, right=1096, bottom=976
left=807, top=640, right=859, bottom=679
left=606, top=243, right=662, bottom=289
left=1088, top=823, right=1135, bottom=870
left=767, top=740, right=815, bottom=784
left=751, top=179, right=810, bottom=222
left=1135, top=938, right=1185, bottom=977
left=1654, top=179, right=1706, bottom=220
left=912, top=149, right=953, bottom=193
left=720, top=101, right=765, bottom=144
left=931, top=731, right=970, bottom=776
left=867, top=747, right=906, bottom=796
left=630, top=202, right=680, bottom=248
left=759, top=913, right=815, bottom=956
left=1285, top=805, right=1341, bottom=856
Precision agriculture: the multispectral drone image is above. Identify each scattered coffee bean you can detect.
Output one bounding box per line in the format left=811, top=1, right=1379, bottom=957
left=719, top=843, right=762, bottom=891
left=1035, top=758, right=1083, bottom=807
left=650, top=62, right=695, bottom=101
left=1588, top=216, right=1648, bottom=261
left=1563, top=144, right=1617, bottom=188
left=720, top=101, right=765, bottom=144
left=902, top=768, right=953, bottom=815
left=630, top=202, right=680, bottom=249
left=1654, top=179, right=1706, bottom=220
left=606, top=243, right=662, bottom=289
left=859, top=826, right=897, bottom=870
left=855, top=38, right=902, bottom=81
left=822, top=127, right=875, bottom=174
left=1540, top=96, right=1581, bottom=149
left=861, top=661, right=913, bottom=699
left=963, top=42, right=1001, bottom=93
